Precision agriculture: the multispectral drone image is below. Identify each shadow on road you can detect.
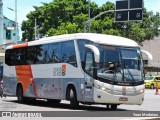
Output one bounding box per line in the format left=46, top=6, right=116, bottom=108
left=2, top=98, right=129, bottom=111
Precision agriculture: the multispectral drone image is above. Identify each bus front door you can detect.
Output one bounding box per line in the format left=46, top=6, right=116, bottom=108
left=83, top=51, right=94, bottom=102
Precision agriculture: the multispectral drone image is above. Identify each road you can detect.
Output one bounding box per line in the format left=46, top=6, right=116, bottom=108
left=0, top=89, right=160, bottom=119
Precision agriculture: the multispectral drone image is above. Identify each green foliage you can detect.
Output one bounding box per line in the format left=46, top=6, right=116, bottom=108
left=21, top=0, right=160, bottom=44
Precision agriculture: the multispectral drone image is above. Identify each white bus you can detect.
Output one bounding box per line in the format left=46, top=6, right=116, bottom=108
left=3, top=33, right=144, bottom=109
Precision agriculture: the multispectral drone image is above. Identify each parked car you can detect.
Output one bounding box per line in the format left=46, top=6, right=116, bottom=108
left=145, top=76, right=160, bottom=89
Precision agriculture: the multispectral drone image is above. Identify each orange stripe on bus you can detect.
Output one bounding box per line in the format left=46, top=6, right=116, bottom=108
left=15, top=65, right=38, bottom=98
left=31, top=79, right=38, bottom=98
left=13, top=42, right=28, bottom=49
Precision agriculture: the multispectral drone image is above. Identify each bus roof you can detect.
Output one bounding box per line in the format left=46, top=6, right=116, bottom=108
left=7, top=33, right=139, bottom=49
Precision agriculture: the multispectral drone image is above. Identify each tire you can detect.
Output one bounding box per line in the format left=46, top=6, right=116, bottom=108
left=17, top=85, right=25, bottom=103
left=111, top=104, right=117, bottom=110
left=106, top=104, right=110, bottom=109
left=67, top=87, right=79, bottom=109
left=151, top=84, right=154, bottom=89
left=47, top=99, right=61, bottom=104
left=106, top=104, right=117, bottom=110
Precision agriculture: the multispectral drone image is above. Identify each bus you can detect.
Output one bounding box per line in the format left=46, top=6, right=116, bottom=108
left=3, top=33, right=144, bottom=109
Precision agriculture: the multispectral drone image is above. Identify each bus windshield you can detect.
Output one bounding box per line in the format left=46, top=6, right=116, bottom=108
left=97, top=45, right=143, bottom=82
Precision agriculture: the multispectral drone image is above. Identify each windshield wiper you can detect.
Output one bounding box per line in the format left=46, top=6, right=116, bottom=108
left=123, top=60, right=136, bottom=84
left=125, top=67, right=136, bottom=83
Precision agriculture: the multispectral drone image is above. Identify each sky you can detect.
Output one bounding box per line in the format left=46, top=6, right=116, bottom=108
left=3, top=0, right=160, bottom=39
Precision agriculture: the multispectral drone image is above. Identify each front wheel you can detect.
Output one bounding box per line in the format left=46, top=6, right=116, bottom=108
left=68, top=87, right=79, bottom=109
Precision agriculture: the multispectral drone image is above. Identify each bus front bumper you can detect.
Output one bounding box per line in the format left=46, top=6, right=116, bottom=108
left=93, top=88, right=144, bottom=105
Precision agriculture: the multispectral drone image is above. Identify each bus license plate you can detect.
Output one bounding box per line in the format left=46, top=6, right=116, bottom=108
left=119, top=97, right=128, bottom=101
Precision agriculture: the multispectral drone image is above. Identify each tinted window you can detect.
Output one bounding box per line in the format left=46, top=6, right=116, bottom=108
left=85, top=52, right=94, bottom=77
left=15, top=48, right=26, bottom=65
left=77, top=40, right=93, bottom=70
left=36, top=44, right=49, bottom=64
left=5, top=41, right=76, bottom=66
left=5, top=49, right=15, bottom=66
left=5, top=48, right=26, bottom=66
left=26, top=46, right=37, bottom=64
left=61, top=41, right=77, bottom=67
left=48, top=43, right=62, bottom=63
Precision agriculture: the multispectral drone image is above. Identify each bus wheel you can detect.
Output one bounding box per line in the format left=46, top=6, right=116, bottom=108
left=106, top=104, right=111, bottom=109
left=68, top=87, right=79, bottom=109
left=47, top=99, right=61, bottom=104
left=17, top=85, right=25, bottom=103
left=106, top=104, right=117, bottom=110
left=111, top=104, right=117, bottom=110
left=151, top=84, right=154, bottom=89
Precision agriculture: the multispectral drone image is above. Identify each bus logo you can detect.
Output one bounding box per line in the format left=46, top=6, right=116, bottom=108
left=53, top=64, right=66, bottom=76
left=62, top=64, right=66, bottom=76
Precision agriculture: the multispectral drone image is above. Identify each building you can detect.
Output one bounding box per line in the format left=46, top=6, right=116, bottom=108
left=1, top=16, right=19, bottom=45
left=0, top=16, right=20, bottom=65
left=141, top=36, right=160, bottom=75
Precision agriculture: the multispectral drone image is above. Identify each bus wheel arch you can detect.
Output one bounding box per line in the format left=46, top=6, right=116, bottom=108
left=66, top=84, right=79, bottom=109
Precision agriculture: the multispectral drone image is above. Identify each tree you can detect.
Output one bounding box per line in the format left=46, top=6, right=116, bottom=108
left=21, top=0, right=160, bottom=45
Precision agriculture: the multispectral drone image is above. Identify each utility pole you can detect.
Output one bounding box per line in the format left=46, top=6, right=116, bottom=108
left=8, top=0, right=18, bottom=44
left=0, top=0, right=3, bottom=45
left=15, top=0, right=17, bottom=44
left=88, top=0, right=91, bottom=33
left=35, top=18, right=37, bottom=40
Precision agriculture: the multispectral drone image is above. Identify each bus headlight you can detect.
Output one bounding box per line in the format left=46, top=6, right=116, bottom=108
left=94, top=82, right=109, bottom=91
left=101, top=87, right=107, bottom=91
left=137, top=89, right=144, bottom=94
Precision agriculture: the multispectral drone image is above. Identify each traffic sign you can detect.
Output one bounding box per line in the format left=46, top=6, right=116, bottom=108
left=115, top=11, right=128, bottom=21
left=130, top=0, right=143, bottom=9
left=116, top=0, right=128, bottom=10
left=115, top=0, right=143, bottom=22
left=129, top=10, right=143, bottom=21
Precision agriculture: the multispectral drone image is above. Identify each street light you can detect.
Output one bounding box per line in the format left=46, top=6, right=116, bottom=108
left=88, top=0, right=91, bottom=33
left=0, top=0, right=3, bottom=45
left=7, top=0, right=18, bottom=44
left=84, top=10, right=115, bottom=33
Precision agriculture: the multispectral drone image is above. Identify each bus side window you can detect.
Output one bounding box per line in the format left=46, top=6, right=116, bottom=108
left=48, top=43, right=62, bottom=63
left=61, top=41, right=77, bottom=67
left=5, top=49, right=13, bottom=66
left=26, top=46, right=37, bottom=64
left=36, top=44, right=49, bottom=64
left=77, top=39, right=94, bottom=71
left=15, top=48, right=26, bottom=65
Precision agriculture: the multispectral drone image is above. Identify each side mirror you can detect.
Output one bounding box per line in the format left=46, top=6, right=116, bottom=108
left=141, top=50, right=153, bottom=66
left=85, top=44, right=100, bottom=63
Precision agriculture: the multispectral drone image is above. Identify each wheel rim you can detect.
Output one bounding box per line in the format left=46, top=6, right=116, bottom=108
left=70, top=89, right=74, bottom=99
